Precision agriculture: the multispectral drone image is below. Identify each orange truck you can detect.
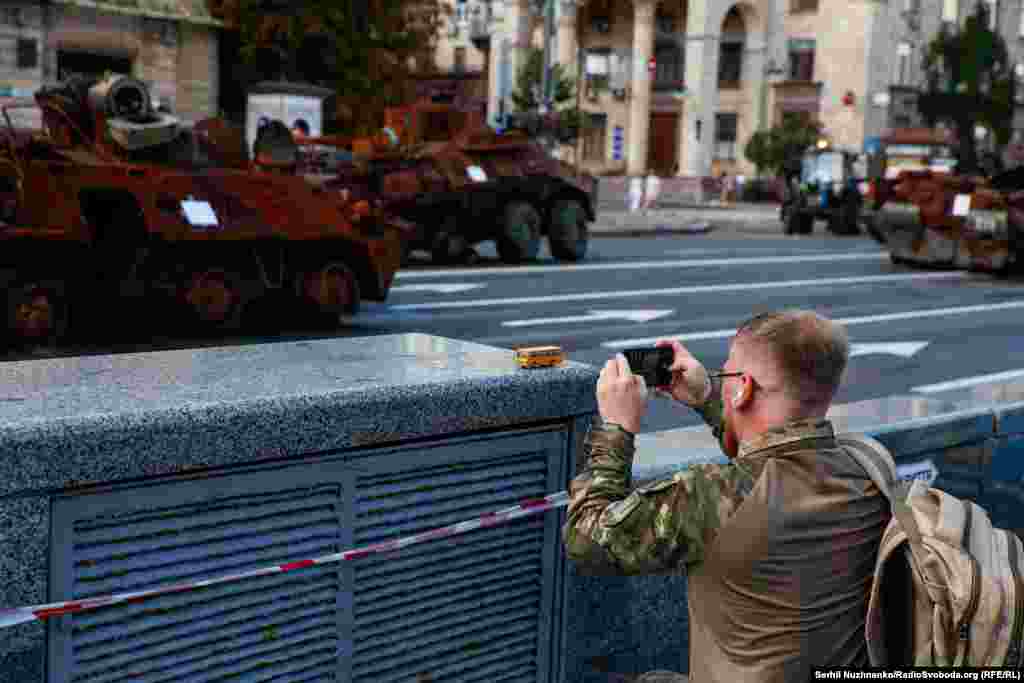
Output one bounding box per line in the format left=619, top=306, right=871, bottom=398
left=0, top=75, right=409, bottom=350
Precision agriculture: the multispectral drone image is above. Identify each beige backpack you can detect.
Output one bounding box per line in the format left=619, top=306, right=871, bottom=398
left=840, top=433, right=1024, bottom=667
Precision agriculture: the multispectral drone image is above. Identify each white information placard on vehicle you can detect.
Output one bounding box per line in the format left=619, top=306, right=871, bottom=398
left=952, top=194, right=972, bottom=217
left=466, top=165, right=488, bottom=182
left=181, top=200, right=219, bottom=228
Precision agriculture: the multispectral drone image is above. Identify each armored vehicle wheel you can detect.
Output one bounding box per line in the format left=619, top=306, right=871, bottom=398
left=182, top=267, right=244, bottom=333
left=866, top=216, right=888, bottom=244
left=548, top=198, right=589, bottom=262
left=4, top=278, right=69, bottom=349
left=828, top=202, right=861, bottom=236
left=296, top=261, right=360, bottom=327
left=431, top=231, right=470, bottom=266
left=786, top=210, right=812, bottom=235
left=497, top=200, right=542, bottom=264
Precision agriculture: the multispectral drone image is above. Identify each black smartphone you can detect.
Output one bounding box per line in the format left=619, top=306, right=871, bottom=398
left=622, top=347, right=674, bottom=388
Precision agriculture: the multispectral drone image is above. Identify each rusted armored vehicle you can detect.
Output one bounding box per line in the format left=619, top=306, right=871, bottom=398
left=309, top=113, right=599, bottom=265
left=863, top=128, right=958, bottom=244
left=0, top=75, right=408, bottom=349
left=877, top=167, right=1023, bottom=274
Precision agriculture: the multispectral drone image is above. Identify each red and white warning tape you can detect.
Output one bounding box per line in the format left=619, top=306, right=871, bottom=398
left=0, top=490, right=571, bottom=631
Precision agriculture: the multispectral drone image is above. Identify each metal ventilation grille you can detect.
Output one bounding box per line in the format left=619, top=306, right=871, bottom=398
left=352, top=455, right=552, bottom=683
left=66, top=485, right=343, bottom=683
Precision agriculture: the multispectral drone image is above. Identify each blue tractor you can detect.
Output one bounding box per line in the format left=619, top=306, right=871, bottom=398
left=780, top=142, right=866, bottom=236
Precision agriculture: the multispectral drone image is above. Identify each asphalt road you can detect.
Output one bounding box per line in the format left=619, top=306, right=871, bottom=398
left=10, top=225, right=1024, bottom=436
left=388, top=234, right=1024, bottom=433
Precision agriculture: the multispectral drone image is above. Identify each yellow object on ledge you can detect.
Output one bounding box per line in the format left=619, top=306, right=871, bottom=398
left=514, top=345, right=565, bottom=369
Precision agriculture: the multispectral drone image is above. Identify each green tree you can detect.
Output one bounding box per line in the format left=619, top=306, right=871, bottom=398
left=743, top=114, right=824, bottom=177
left=215, top=0, right=448, bottom=134
left=510, top=47, right=586, bottom=141
left=918, top=3, right=1016, bottom=175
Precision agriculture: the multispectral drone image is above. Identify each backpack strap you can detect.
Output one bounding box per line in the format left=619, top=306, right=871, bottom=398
left=838, top=433, right=929, bottom=567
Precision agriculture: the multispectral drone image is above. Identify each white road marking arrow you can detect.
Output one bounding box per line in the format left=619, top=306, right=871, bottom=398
left=502, top=309, right=675, bottom=328
left=389, top=283, right=486, bottom=294
left=849, top=341, right=930, bottom=359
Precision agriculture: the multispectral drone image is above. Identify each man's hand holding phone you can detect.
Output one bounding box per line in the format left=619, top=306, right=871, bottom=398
left=651, top=339, right=712, bottom=407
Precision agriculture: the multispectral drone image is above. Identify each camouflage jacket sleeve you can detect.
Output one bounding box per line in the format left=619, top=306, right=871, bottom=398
left=692, top=385, right=726, bottom=453
left=562, top=393, right=754, bottom=576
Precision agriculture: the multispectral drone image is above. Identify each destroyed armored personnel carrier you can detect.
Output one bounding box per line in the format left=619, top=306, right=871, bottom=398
left=0, top=75, right=409, bottom=349
left=316, top=118, right=599, bottom=265
left=873, top=167, right=1023, bottom=275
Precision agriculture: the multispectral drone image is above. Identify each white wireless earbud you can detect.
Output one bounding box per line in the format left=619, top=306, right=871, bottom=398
left=733, top=389, right=743, bottom=406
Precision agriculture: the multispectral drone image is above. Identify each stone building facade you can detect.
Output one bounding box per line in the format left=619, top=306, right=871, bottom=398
left=0, top=1, right=222, bottom=122
left=440, top=0, right=1024, bottom=178
left=458, top=0, right=886, bottom=178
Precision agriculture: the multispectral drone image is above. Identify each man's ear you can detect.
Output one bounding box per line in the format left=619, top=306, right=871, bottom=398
left=732, top=377, right=752, bottom=408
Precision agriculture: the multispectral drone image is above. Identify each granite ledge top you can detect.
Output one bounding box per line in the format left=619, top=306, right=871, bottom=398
left=0, top=334, right=600, bottom=497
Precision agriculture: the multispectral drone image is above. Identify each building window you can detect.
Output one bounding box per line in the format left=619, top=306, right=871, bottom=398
left=653, top=45, right=683, bottom=90
left=454, top=47, right=466, bottom=74
left=719, top=41, right=743, bottom=88
left=788, top=39, right=815, bottom=82
left=585, top=49, right=612, bottom=96
left=896, top=42, right=911, bottom=85
left=942, top=0, right=958, bottom=22
left=583, top=113, right=607, bottom=162
left=16, top=39, right=36, bottom=69
left=456, top=0, right=468, bottom=21
left=790, top=0, right=819, bottom=12
left=714, top=112, right=738, bottom=160
left=986, top=0, right=998, bottom=29
left=655, top=12, right=675, bottom=33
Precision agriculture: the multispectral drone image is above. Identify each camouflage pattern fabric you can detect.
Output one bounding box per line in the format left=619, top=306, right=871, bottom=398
left=562, top=386, right=836, bottom=575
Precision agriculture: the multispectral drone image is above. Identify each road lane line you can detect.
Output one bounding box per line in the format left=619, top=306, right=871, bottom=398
left=911, top=369, right=1024, bottom=394
left=388, top=271, right=967, bottom=311
left=394, top=252, right=887, bottom=279
left=602, top=298, right=1024, bottom=348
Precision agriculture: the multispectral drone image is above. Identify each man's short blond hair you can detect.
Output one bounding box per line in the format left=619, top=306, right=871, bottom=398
left=734, top=309, right=849, bottom=406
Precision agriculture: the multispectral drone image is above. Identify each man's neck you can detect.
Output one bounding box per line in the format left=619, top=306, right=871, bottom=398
left=739, top=407, right=830, bottom=445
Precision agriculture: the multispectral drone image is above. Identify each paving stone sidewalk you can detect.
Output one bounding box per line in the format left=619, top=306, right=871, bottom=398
left=590, top=202, right=784, bottom=237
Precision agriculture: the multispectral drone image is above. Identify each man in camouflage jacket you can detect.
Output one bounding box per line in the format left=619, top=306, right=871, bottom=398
left=562, top=310, right=891, bottom=683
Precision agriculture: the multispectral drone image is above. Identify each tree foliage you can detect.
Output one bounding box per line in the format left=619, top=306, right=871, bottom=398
left=210, top=0, right=449, bottom=134
left=918, top=4, right=1016, bottom=175
left=743, top=114, right=824, bottom=176
left=509, top=47, right=586, bottom=142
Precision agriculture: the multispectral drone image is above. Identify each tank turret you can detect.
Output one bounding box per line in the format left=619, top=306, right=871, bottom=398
left=35, top=74, right=178, bottom=151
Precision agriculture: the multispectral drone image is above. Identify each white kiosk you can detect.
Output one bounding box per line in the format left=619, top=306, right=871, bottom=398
left=244, top=81, right=334, bottom=154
